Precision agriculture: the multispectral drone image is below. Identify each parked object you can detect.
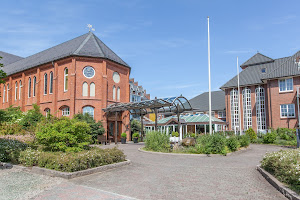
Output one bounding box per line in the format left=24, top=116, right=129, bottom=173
left=133, top=132, right=139, bottom=143
left=121, top=133, right=127, bottom=144
left=97, top=135, right=109, bottom=145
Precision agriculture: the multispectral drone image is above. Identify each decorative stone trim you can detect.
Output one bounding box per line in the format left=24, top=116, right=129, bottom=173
left=257, top=165, right=300, bottom=200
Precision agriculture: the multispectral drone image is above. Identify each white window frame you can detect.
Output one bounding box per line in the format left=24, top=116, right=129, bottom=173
left=280, top=104, right=295, bottom=118
left=218, top=111, right=226, bottom=118
left=230, top=89, right=239, bottom=130
left=90, top=82, right=95, bottom=97
left=44, top=73, right=47, bottom=95
left=15, top=82, right=18, bottom=100
left=6, top=84, right=9, bottom=102
left=242, top=87, right=252, bottom=130
left=19, top=81, right=22, bottom=100
left=45, top=108, right=50, bottom=117
left=64, top=68, right=68, bottom=92
left=117, top=87, right=120, bottom=101
left=33, top=77, right=36, bottom=97
left=49, top=72, right=53, bottom=94
left=28, top=77, right=32, bottom=98
left=82, top=82, right=88, bottom=97
left=279, top=78, right=293, bottom=93
left=3, top=85, right=5, bottom=103
left=255, top=86, right=266, bottom=132
left=62, top=107, right=70, bottom=116
left=113, top=85, right=116, bottom=100
left=83, top=106, right=94, bottom=119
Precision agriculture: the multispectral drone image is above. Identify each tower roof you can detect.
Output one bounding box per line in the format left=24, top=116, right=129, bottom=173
left=241, top=53, right=273, bottom=68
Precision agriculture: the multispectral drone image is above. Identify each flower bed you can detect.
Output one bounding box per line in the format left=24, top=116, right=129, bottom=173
left=261, top=149, right=300, bottom=194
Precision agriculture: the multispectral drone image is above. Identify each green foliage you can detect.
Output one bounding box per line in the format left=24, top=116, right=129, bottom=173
left=245, top=128, right=257, bottom=142
left=0, top=56, right=6, bottom=84
left=35, top=117, right=92, bottom=152
left=276, top=128, right=296, bottom=141
left=197, top=135, right=227, bottom=155
left=19, top=147, right=126, bottom=172
left=131, top=119, right=141, bottom=133
left=0, top=138, right=27, bottom=163
left=121, top=132, right=127, bottom=138
left=263, top=132, right=277, bottom=144
left=145, top=131, right=170, bottom=152
left=190, top=133, right=196, bottom=138
left=261, top=149, right=300, bottom=192
left=18, top=104, right=44, bottom=131
left=224, top=131, right=235, bottom=137
left=238, top=135, right=250, bottom=147
left=0, top=123, right=25, bottom=135
left=171, top=131, right=179, bottom=137
left=73, top=113, right=105, bottom=143
left=226, top=136, right=240, bottom=151
left=2, top=106, right=23, bottom=123
left=132, top=132, right=139, bottom=138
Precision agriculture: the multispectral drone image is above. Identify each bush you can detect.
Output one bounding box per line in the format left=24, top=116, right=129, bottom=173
left=261, top=149, right=300, bottom=193
left=197, top=135, right=227, bottom=155
left=226, top=136, right=240, bottom=151
left=245, top=128, right=257, bottom=142
left=238, top=135, right=250, bottom=147
left=132, top=132, right=139, bottom=138
left=131, top=119, right=141, bottom=133
left=2, top=106, right=23, bottom=123
left=190, top=133, right=196, bottom=138
left=0, top=123, right=25, bottom=135
left=121, top=133, right=127, bottom=138
left=18, top=104, right=44, bottom=131
left=19, top=147, right=126, bottom=172
left=35, top=118, right=92, bottom=152
left=263, top=132, right=277, bottom=144
left=171, top=131, right=179, bottom=137
left=145, top=131, right=170, bottom=152
left=0, top=138, right=27, bottom=163
left=276, top=128, right=296, bottom=141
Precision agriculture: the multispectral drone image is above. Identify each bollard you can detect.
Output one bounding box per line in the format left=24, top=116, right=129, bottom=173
left=297, top=129, right=300, bottom=148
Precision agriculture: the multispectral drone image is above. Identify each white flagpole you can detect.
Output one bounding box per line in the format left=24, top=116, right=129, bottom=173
left=208, top=16, right=212, bottom=135
left=237, top=56, right=242, bottom=135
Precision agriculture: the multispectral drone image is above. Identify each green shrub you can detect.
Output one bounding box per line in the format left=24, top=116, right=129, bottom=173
left=190, top=133, right=196, bottom=138
left=131, top=119, right=141, bottom=133
left=238, top=135, right=250, bottom=147
left=171, top=131, right=179, bottom=137
left=197, top=135, right=227, bottom=155
left=261, top=149, right=300, bottom=192
left=276, top=128, right=296, bottom=141
left=19, top=147, right=126, bottom=172
left=132, top=132, right=139, bottom=138
left=224, top=131, right=235, bottom=137
left=18, top=104, right=44, bottom=131
left=0, top=123, right=25, bottom=135
left=3, top=106, right=23, bottom=123
left=35, top=118, right=92, bottom=152
left=245, top=128, right=257, bottom=142
left=226, top=136, right=240, bottom=151
left=145, top=131, right=170, bottom=152
left=121, top=133, right=127, bottom=138
left=263, top=132, right=277, bottom=144
left=0, top=138, right=27, bottom=163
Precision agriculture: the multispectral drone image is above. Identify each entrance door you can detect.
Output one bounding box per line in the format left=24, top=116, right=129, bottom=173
left=107, top=121, right=122, bottom=142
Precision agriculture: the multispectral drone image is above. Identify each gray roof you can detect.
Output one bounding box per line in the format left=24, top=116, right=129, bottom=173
left=4, top=32, right=129, bottom=75
left=0, top=51, right=23, bottom=66
left=241, top=53, right=273, bottom=67
left=220, top=54, right=290, bottom=89
left=189, top=91, right=225, bottom=112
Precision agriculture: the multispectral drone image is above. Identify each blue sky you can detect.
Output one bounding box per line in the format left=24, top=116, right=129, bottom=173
left=1, top=0, right=300, bottom=99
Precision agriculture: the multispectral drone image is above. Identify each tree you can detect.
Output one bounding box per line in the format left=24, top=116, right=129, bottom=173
left=131, top=119, right=141, bottom=133
left=0, top=57, right=7, bottom=84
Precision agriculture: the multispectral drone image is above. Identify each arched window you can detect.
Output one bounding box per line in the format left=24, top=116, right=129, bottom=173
left=117, top=87, right=120, bottom=101
left=82, top=82, right=88, bottom=96
left=255, top=86, right=266, bottom=132
left=230, top=89, right=239, bottom=131
left=242, top=87, right=252, bottom=130
left=15, top=82, right=18, bottom=100
left=64, top=68, right=68, bottom=92
left=45, top=108, right=50, bottom=117
left=49, top=72, right=53, bottom=94
left=19, top=81, right=22, bottom=100
left=90, top=82, right=95, bottom=97
left=7, top=84, right=9, bottom=102
left=113, top=85, right=116, bottom=100
left=33, top=77, right=36, bottom=97
left=83, top=106, right=94, bottom=119
left=28, top=78, right=31, bottom=98
left=62, top=106, right=70, bottom=116
left=44, top=73, right=47, bottom=95
left=3, top=85, right=5, bottom=103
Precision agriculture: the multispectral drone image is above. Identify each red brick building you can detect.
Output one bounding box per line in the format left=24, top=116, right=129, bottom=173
left=0, top=32, right=131, bottom=140
left=221, top=52, right=300, bottom=133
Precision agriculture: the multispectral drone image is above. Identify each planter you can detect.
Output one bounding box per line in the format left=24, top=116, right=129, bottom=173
left=133, top=137, right=139, bottom=143
left=121, top=138, right=126, bottom=144
left=170, top=137, right=179, bottom=143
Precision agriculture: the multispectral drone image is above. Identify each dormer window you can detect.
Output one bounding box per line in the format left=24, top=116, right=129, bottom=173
left=261, top=68, right=266, bottom=73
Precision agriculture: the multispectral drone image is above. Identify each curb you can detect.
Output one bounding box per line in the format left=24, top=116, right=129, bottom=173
left=256, top=165, right=300, bottom=200
left=16, top=160, right=131, bottom=179
left=138, top=147, right=249, bottom=157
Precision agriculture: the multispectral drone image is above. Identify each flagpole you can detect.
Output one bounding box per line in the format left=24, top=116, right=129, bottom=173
left=208, top=16, right=212, bottom=135
left=237, top=56, right=242, bottom=135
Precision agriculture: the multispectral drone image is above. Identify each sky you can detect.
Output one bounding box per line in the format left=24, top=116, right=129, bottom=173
left=1, top=0, right=300, bottom=99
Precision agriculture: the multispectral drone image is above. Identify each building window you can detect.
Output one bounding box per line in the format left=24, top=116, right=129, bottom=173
left=90, top=83, right=95, bottom=97
left=33, top=77, right=36, bottom=97
left=62, top=107, right=70, bottom=116
left=3, top=85, right=5, bottom=103
left=242, top=87, right=252, bottom=130
left=7, top=84, right=9, bottom=102
left=82, top=82, right=88, bottom=96
left=44, top=73, right=47, bottom=95
left=15, top=82, right=18, bottom=100
left=28, top=78, right=32, bottom=97
left=83, top=106, right=94, bottom=119
left=64, top=68, right=68, bottom=92
left=117, top=87, right=120, bottom=101
left=113, top=85, right=116, bottom=100
left=230, top=89, right=239, bottom=130
left=218, top=111, right=226, bottom=118
left=279, top=78, right=293, bottom=92
left=255, top=86, right=266, bottom=132
left=45, top=108, right=50, bottom=117
left=49, top=72, right=53, bottom=94
left=280, top=104, right=295, bottom=118
left=19, top=81, right=22, bottom=100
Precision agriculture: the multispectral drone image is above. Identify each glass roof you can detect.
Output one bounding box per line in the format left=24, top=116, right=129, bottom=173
left=103, top=96, right=192, bottom=115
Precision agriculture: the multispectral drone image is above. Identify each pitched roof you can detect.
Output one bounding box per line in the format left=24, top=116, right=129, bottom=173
left=189, top=91, right=225, bottom=112
left=4, top=32, right=129, bottom=75
left=241, top=53, right=273, bottom=67
left=0, top=51, right=23, bottom=66
left=220, top=56, right=290, bottom=89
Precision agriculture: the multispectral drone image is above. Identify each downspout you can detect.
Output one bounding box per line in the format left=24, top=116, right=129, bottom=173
left=268, top=80, right=273, bottom=128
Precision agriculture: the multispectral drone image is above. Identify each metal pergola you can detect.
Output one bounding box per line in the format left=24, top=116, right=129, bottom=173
left=103, top=96, right=193, bottom=144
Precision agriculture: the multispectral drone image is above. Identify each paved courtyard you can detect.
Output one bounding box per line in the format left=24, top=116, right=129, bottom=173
left=1, top=144, right=287, bottom=200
